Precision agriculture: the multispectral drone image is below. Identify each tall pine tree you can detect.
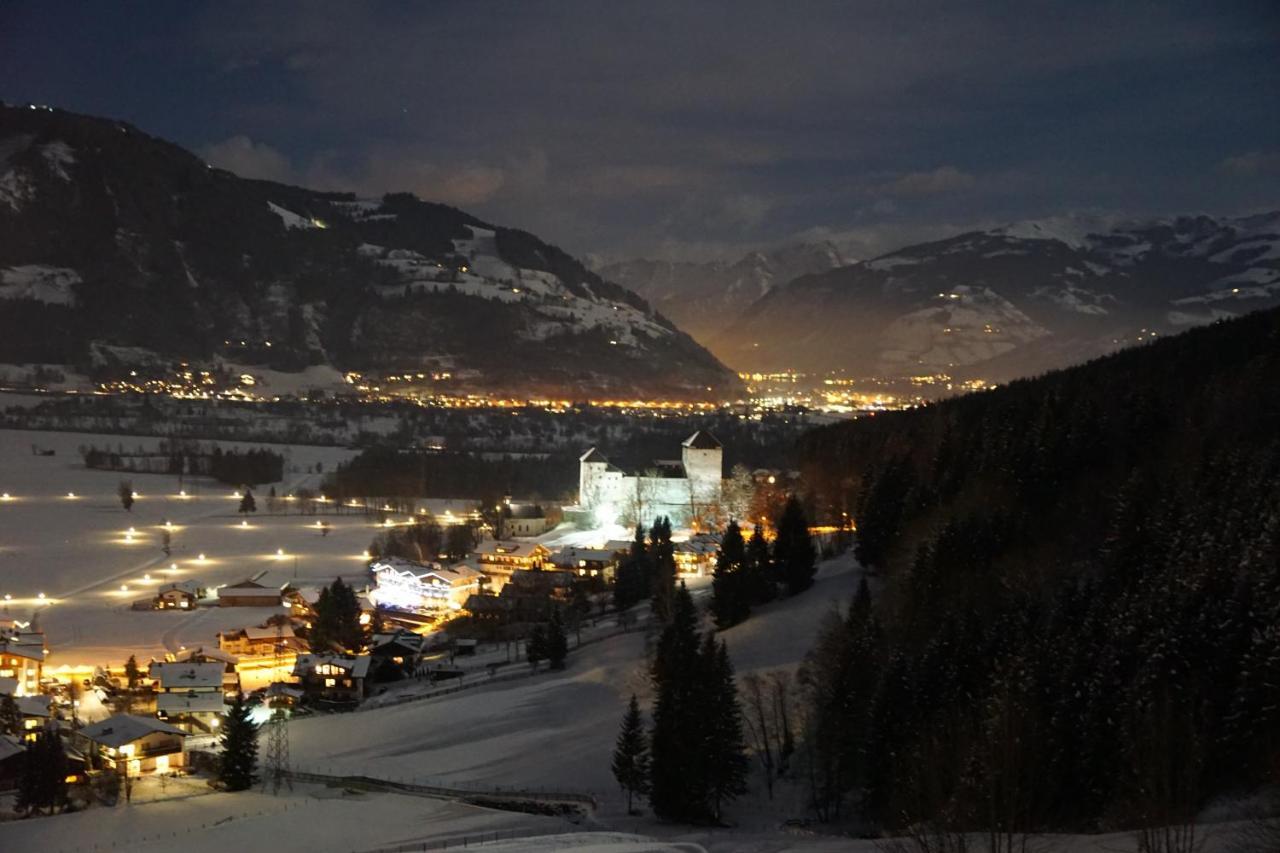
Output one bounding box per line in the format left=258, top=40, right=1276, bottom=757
left=649, top=583, right=705, bottom=820
left=711, top=520, right=750, bottom=628
left=612, top=694, right=650, bottom=814
left=218, top=693, right=259, bottom=791
left=650, top=517, right=677, bottom=624
left=703, top=637, right=750, bottom=822
left=773, top=495, right=817, bottom=595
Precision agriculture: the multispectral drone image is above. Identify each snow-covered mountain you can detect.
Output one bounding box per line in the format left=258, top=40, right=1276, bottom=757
left=0, top=104, right=739, bottom=399
left=596, top=242, right=847, bottom=342
left=713, top=213, right=1280, bottom=380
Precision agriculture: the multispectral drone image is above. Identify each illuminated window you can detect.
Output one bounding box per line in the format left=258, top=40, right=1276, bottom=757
left=324, top=678, right=336, bottom=687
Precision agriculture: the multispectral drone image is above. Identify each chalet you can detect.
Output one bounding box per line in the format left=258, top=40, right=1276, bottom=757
left=474, top=540, right=549, bottom=592
left=148, top=661, right=226, bottom=731
left=78, top=714, right=188, bottom=777
left=218, top=624, right=304, bottom=658
left=0, top=631, right=45, bottom=696
left=170, top=647, right=240, bottom=695
left=548, top=546, right=618, bottom=579
left=675, top=532, right=722, bottom=576
left=217, top=579, right=285, bottom=607
left=369, top=557, right=483, bottom=613
left=292, top=654, right=371, bottom=704
left=154, top=581, right=201, bottom=610
left=16, top=695, right=53, bottom=742
left=369, top=630, right=426, bottom=680
left=508, top=568, right=576, bottom=600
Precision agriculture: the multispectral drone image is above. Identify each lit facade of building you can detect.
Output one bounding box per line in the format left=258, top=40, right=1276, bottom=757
left=573, top=431, right=723, bottom=529
left=369, top=558, right=482, bottom=613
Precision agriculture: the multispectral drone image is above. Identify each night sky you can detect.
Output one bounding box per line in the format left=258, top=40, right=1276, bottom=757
left=2, top=1, right=1278, bottom=261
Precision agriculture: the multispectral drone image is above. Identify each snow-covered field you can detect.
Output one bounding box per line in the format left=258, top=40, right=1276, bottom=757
left=288, top=556, right=861, bottom=800
left=0, top=429, right=363, bottom=680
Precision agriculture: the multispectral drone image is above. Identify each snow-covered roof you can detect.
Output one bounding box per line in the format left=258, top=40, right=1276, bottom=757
left=238, top=624, right=296, bottom=641
left=218, top=583, right=283, bottom=598
left=80, top=714, right=187, bottom=747
left=16, top=695, right=52, bottom=718
left=173, top=646, right=238, bottom=666
left=0, top=734, right=22, bottom=763
left=474, top=540, right=547, bottom=558
left=580, top=447, right=608, bottom=464
left=158, top=581, right=200, bottom=596
left=158, top=692, right=226, bottom=714
left=0, top=634, right=46, bottom=661
left=148, top=662, right=224, bottom=689
left=550, top=546, right=617, bottom=565
left=293, top=654, right=371, bottom=680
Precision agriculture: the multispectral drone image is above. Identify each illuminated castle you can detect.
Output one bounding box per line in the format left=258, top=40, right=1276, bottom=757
left=573, top=430, right=723, bottom=529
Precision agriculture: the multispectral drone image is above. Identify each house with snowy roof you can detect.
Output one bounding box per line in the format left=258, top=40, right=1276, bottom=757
left=569, top=430, right=724, bottom=529
left=77, top=714, right=188, bottom=777
left=0, top=631, right=45, bottom=697
left=218, top=623, right=304, bottom=657
left=369, top=557, right=484, bottom=613
left=148, top=661, right=228, bottom=731
left=473, top=540, right=550, bottom=592
left=217, top=578, right=285, bottom=607
left=292, top=654, right=371, bottom=704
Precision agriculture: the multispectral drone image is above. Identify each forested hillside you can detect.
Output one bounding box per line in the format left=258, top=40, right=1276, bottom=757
left=795, top=307, right=1280, bottom=833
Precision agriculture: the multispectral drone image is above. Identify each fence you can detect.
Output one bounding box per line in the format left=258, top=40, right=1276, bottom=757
left=363, top=624, right=635, bottom=712
left=357, top=823, right=596, bottom=852
left=284, top=769, right=598, bottom=811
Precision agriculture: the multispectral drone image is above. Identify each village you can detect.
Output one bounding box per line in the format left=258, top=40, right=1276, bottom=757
left=0, top=425, right=843, bottom=828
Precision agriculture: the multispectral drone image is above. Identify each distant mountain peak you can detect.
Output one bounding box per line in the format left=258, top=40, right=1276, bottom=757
left=0, top=104, right=739, bottom=399
left=713, top=211, right=1280, bottom=381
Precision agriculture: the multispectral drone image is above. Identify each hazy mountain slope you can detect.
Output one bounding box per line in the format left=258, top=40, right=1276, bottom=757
left=0, top=104, right=739, bottom=399
left=714, top=213, right=1280, bottom=380
left=597, top=242, right=846, bottom=343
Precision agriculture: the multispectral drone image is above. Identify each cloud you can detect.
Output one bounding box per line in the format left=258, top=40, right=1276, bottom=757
left=880, top=166, right=976, bottom=197
left=200, top=135, right=295, bottom=183
left=1218, top=150, right=1280, bottom=177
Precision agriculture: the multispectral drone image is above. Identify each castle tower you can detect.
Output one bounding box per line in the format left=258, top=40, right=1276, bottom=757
left=681, top=430, right=723, bottom=509
left=579, top=447, right=609, bottom=512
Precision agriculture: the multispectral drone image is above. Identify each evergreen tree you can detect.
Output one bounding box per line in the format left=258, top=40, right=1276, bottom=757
left=744, top=521, right=775, bottom=604
left=711, top=520, right=750, bottom=628
left=527, top=624, right=548, bottom=669
left=547, top=609, right=569, bottom=670
left=124, top=654, right=142, bottom=690
left=703, top=638, right=750, bottom=822
left=649, top=583, right=706, bottom=821
left=117, top=480, right=134, bottom=512
left=612, top=694, right=650, bottom=814
left=613, top=524, right=651, bottom=611
left=0, top=693, right=20, bottom=736
left=310, top=578, right=363, bottom=653
left=218, top=693, right=259, bottom=791
left=650, top=517, right=677, bottom=623
left=773, top=496, right=816, bottom=595
left=17, top=731, right=68, bottom=815
left=238, top=489, right=257, bottom=515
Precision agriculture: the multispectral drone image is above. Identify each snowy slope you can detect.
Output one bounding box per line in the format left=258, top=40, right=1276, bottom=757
left=0, top=104, right=738, bottom=400
left=716, top=212, right=1280, bottom=380
left=598, top=242, right=847, bottom=343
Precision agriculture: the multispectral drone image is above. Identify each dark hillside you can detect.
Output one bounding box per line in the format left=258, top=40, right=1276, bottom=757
left=795, top=307, right=1280, bottom=830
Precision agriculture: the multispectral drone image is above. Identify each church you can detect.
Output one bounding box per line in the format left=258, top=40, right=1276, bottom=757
left=569, top=430, right=723, bottom=530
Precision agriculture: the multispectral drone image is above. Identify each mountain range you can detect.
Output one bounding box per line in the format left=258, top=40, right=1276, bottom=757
left=709, top=213, right=1280, bottom=381
left=0, top=104, right=739, bottom=400
left=596, top=242, right=847, bottom=343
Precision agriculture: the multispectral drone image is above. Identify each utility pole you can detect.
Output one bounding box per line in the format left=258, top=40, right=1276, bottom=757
left=263, top=621, right=292, bottom=794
